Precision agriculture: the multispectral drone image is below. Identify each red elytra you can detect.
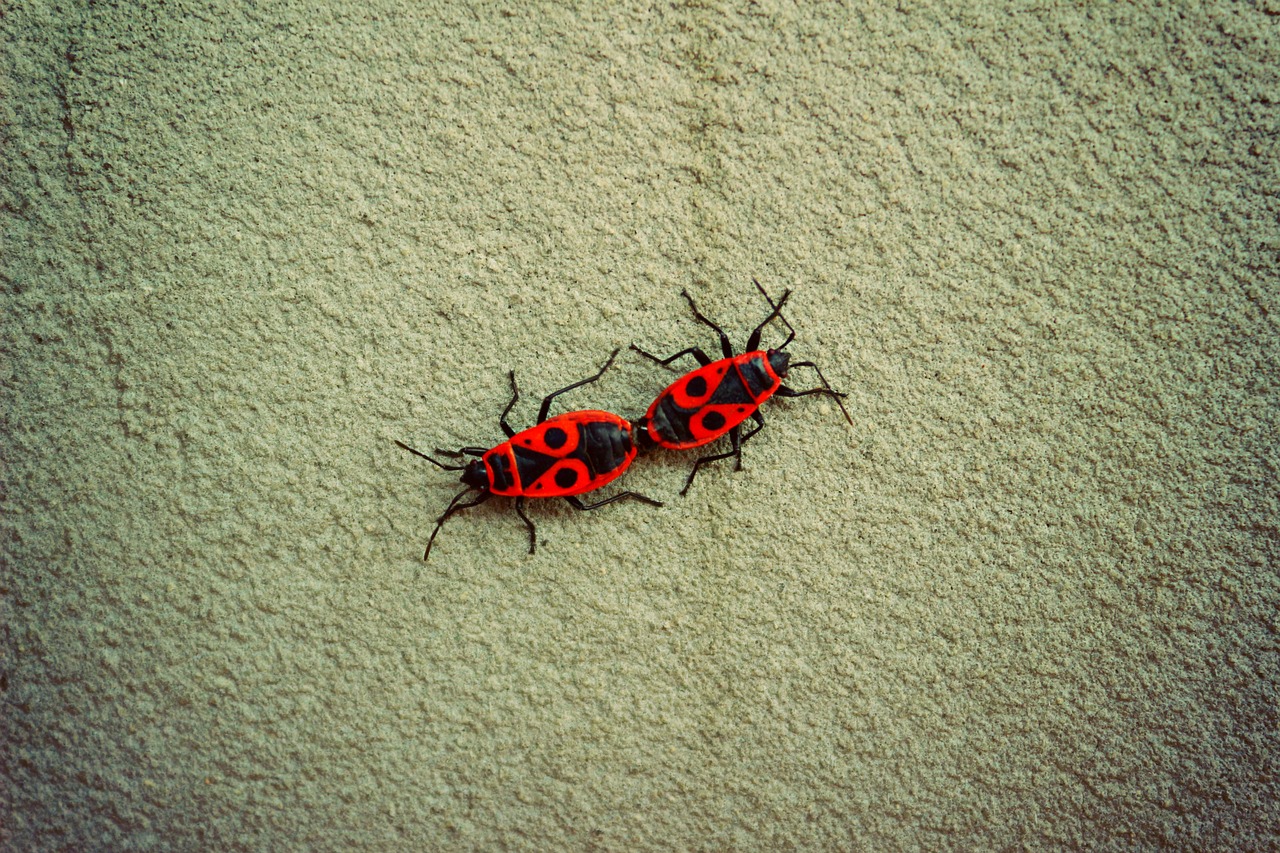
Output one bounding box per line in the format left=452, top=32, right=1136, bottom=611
left=395, top=350, right=661, bottom=560
left=643, top=351, right=787, bottom=450
left=632, top=280, right=852, bottom=494
left=481, top=409, right=639, bottom=497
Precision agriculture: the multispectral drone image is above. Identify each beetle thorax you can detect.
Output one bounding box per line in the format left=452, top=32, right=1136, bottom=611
left=767, top=349, right=791, bottom=379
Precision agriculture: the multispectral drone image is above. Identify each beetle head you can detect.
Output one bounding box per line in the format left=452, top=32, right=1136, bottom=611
left=461, top=459, right=490, bottom=491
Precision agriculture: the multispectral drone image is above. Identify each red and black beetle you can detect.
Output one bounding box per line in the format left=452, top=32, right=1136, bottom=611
left=632, top=280, right=853, bottom=494
left=395, top=349, right=661, bottom=559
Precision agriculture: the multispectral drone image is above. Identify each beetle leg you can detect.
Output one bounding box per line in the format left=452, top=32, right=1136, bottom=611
left=563, top=491, right=663, bottom=511
left=535, top=348, right=620, bottom=424
left=680, top=289, right=737, bottom=359
left=498, top=371, right=520, bottom=438
left=629, top=343, right=714, bottom=369
left=679, top=426, right=745, bottom=495
left=735, top=410, right=767, bottom=460
left=424, top=488, right=490, bottom=560
left=514, top=496, right=537, bottom=553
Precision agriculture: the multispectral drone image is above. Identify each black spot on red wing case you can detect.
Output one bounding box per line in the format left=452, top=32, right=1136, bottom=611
left=542, top=426, right=568, bottom=450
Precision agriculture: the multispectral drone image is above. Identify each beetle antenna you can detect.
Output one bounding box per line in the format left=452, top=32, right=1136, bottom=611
left=788, top=361, right=855, bottom=426
left=394, top=439, right=467, bottom=471
left=752, top=278, right=797, bottom=351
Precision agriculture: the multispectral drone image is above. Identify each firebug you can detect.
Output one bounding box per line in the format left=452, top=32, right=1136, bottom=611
left=632, top=280, right=853, bottom=494
left=396, top=349, right=661, bottom=559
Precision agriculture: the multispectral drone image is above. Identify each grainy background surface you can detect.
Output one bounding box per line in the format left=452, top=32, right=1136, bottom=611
left=3, top=1, right=1278, bottom=849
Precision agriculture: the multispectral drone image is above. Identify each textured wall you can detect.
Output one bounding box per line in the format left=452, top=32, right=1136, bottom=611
left=3, top=1, right=1277, bottom=848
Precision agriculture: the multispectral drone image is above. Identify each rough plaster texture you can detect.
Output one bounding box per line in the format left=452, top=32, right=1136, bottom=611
left=3, top=1, right=1278, bottom=849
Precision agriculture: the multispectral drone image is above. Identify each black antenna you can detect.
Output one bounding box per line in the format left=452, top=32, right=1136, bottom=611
left=752, top=278, right=854, bottom=427
left=394, top=440, right=467, bottom=472
left=751, top=278, right=796, bottom=351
